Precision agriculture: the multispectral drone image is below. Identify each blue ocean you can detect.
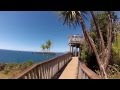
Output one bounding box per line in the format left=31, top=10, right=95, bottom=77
left=0, top=49, right=63, bottom=63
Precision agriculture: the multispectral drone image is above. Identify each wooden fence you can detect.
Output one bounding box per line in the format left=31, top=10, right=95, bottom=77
left=12, top=52, right=72, bottom=79
left=78, top=62, right=102, bottom=79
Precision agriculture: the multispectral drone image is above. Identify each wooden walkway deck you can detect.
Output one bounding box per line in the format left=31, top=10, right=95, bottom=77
left=59, top=56, right=101, bottom=79
left=59, top=57, right=79, bottom=79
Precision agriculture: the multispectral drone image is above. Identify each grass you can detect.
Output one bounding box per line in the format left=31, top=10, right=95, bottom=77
left=0, top=61, right=34, bottom=79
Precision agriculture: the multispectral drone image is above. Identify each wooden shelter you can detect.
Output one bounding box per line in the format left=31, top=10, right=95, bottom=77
left=68, top=35, right=84, bottom=57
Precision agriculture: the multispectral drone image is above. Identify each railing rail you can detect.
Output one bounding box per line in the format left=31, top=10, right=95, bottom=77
left=12, top=52, right=72, bottom=79
left=78, top=62, right=102, bottom=79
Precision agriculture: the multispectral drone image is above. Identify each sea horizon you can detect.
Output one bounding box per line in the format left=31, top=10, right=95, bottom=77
left=0, top=49, right=64, bottom=63
left=0, top=49, right=66, bottom=53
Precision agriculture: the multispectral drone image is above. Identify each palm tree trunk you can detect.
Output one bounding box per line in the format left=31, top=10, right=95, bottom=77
left=79, top=13, right=108, bottom=78
left=79, top=14, right=101, bottom=66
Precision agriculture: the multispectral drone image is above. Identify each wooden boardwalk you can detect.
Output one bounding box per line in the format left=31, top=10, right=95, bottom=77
left=12, top=53, right=101, bottom=79
left=59, top=57, right=79, bottom=79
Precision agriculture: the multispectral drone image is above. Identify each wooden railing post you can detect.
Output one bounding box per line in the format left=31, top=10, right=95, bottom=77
left=39, top=66, right=42, bottom=79
left=35, top=66, right=39, bottom=79
left=58, top=61, right=60, bottom=71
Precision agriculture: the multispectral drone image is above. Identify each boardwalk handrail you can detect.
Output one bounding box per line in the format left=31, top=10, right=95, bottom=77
left=78, top=62, right=102, bottom=79
left=12, top=52, right=72, bottom=79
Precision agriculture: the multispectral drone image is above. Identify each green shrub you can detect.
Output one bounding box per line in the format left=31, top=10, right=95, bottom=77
left=80, top=44, right=88, bottom=62
left=19, top=60, right=34, bottom=70
left=4, top=63, right=18, bottom=70
left=24, top=60, right=33, bottom=66
left=80, top=43, right=99, bottom=71
left=111, top=49, right=120, bottom=65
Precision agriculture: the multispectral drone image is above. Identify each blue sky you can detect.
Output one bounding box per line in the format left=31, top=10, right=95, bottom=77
left=0, top=11, right=119, bottom=52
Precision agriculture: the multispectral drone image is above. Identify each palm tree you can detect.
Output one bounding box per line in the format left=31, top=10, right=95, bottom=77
left=46, top=40, right=52, bottom=52
left=41, top=44, right=45, bottom=52
left=45, top=44, right=49, bottom=52
left=58, top=11, right=115, bottom=78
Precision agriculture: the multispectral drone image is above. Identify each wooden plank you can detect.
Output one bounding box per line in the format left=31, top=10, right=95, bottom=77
left=59, top=57, right=79, bottom=79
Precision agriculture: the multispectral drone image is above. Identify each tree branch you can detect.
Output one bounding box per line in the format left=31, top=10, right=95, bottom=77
left=90, top=11, right=105, bottom=50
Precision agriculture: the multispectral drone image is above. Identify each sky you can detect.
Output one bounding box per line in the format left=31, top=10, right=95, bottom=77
left=0, top=11, right=119, bottom=52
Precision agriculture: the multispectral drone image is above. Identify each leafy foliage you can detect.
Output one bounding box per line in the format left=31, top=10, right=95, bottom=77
left=111, top=33, right=120, bottom=65
left=46, top=40, right=52, bottom=52
left=41, top=44, right=46, bottom=52
left=41, top=40, right=52, bottom=52
left=58, top=11, right=88, bottom=29
left=80, top=43, right=99, bottom=71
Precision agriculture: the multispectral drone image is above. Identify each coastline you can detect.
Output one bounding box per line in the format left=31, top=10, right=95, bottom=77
left=32, top=52, right=56, bottom=54
left=0, top=49, right=64, bottom=63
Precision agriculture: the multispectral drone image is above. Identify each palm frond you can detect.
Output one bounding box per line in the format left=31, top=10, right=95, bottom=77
left=58, top=11, right=89, bottom=29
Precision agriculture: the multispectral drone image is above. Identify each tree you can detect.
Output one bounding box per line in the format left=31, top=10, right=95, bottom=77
left=58, top=11, right=117, bottom=78
left=46, top=40, right=52, bottom=52
left=41, top=44, right=45, bottom=52
left=45, top=44, right=49, bottom=52
left=89, top=11, right=117, bottom=78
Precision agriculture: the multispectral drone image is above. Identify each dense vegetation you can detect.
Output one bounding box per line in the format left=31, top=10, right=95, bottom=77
left=112, top=34, right=120, bottom=65
left=80, top=27, right=120, bottom=78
